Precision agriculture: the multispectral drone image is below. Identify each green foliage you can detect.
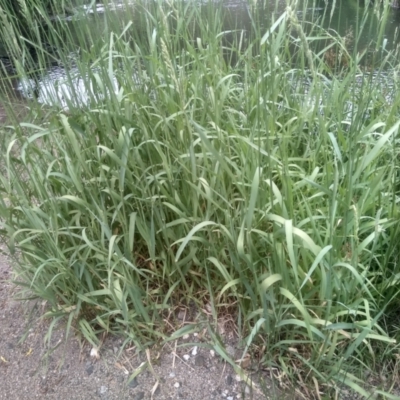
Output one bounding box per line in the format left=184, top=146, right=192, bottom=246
left=0, top=0, right=399, bottom=397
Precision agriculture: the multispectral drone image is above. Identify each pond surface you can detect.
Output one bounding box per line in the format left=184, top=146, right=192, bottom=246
left=1, top=0, right=400, bottom=110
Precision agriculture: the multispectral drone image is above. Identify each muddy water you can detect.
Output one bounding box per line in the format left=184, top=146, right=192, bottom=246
left=1, top=0, right=400, bottom=110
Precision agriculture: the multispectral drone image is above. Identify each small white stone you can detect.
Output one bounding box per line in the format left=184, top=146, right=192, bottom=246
left=234, top=375, right=241, bottom=382
left=191, top=346, right=198, bottom=356
left=177, top=310, right=186, bottom=320
left=182, top=334, right=190, bottom=340
left=99, top=386, right=107, bottom=394
left=193, top=332, right=198, bottom=337
left=183, top=354, right=190, bottom=361
left=174, top=382, right=180, bottom=388
left=245, top=385, right=251, bottom=394
left=90, top=347, right=100, bottom=359
left=224, top=390, right=229, bottom=394
left=221, top=392, right=227, bottom=398
left=169, top=372, right=175, bottom=378
left=227, top=397, right=234, bottom=400
left=210, top=350, right=215, bottom=357
left=226, top=345, right=235, bottom=356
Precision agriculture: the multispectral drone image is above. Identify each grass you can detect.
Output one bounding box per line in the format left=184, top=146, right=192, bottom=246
left=0, top=0, right=399, bottom=397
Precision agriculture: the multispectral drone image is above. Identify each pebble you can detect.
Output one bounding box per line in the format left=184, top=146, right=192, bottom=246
left=128, top=377, right=138, bottom=388
left=99, top=386, right=107, bottom=394
left=210, top=350, right=215, bottom=357
left=182, top=334, right=190, bottom=340
left=195, top=355, right=206, bottom=367
left=183, top=354, right=190, bottom=361
left=169, top=372, right=175, bottom=378
left=174, top=382, right=180, bottom=388
left=85, top=361, right=94, bottom=375
left=90, top=347, right=100, bottom=359
left=227, top=397, right=234, bottom=400
left=226, top=345, right=235, bottom=357
left=191, top=346, right=198, bottom=356
left=177, top=310, right=186, bottom=320
left=133, top=392, right=145, bottom=400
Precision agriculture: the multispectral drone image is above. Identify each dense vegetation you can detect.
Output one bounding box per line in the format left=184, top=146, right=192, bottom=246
left=0, top=0, right=399, bottom=398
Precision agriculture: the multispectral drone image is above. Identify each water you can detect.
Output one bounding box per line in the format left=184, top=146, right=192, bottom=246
left=1, top=0, right=400, bottom=110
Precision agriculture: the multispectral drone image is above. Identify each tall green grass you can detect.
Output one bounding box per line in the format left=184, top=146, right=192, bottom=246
left=0, top=0, right=399, bottom=397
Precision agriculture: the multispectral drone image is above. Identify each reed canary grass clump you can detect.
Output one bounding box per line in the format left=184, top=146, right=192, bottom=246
left=0, top=0, right=399, bottom=397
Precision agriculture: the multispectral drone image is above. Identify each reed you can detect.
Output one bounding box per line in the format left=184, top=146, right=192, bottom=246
left=0, top=0, right=399, bottom=397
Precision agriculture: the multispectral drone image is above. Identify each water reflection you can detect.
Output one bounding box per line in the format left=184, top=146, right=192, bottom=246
left=3, top=0, right=400, bottom=110
left=16, top=63, right=120, bottom=109
left=66, top=0, right=135, bottom=20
